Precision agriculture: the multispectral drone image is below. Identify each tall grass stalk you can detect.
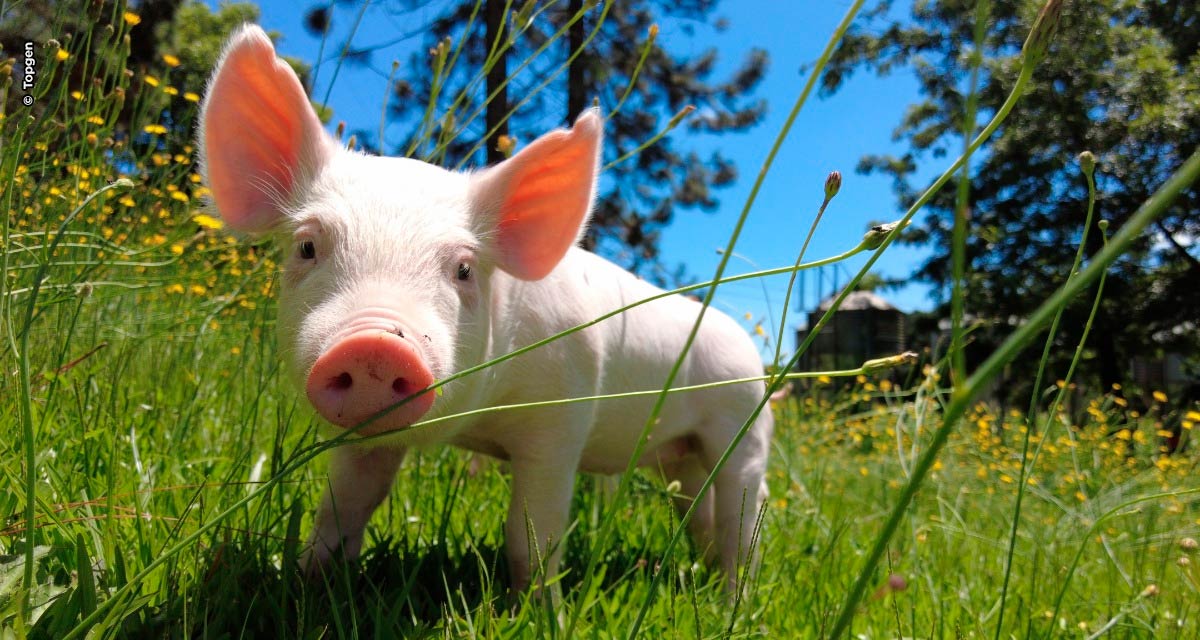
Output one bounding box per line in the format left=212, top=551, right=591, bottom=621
left=772, top=171, right=839, bottom=370
left=996, top=152, right=1100, bottom=638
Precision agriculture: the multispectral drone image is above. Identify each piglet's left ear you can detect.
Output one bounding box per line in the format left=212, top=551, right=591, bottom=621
left=469, top=109, right=602, bottom=281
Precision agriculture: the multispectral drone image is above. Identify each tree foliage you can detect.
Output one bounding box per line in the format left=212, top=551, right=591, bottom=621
left=823, top=0, right=1200, bottom=397
left=305, top=0, right=768, bottom=280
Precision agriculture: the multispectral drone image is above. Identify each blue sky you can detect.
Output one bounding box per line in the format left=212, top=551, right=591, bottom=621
left=237, top=0, right=944, bottom=357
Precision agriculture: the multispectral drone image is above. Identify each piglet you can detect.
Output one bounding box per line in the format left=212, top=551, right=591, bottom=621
left=198, top=25, right=772, bottom=594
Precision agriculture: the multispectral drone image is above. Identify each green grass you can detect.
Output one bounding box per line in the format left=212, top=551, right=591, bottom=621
left=4, top=1, right=1200, bottom=637
left=3, top=304, right=1199, bottom=638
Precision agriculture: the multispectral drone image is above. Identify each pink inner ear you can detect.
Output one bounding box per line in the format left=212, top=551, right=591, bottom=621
left=201, top=28, right=330, bottom=232
left=491, top=113, right=602, bottom=280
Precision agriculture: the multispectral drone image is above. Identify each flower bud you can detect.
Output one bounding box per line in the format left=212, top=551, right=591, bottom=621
left=1098, top=219, right=1109, bottom=232
left=824, top=170, right=842, bottom=199
left=1021, top=0, right=1064, bottom=67
left=863, top=221, right=903, bottom=250
left=496, top=134, right=516, bottom=157
left=1077, top=151, right=1095, bottom=177
left=862, top=351, right=918, bottom=373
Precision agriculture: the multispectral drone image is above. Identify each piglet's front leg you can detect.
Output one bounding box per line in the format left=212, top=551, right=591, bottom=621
left=301, top=444, right=406, bottom=574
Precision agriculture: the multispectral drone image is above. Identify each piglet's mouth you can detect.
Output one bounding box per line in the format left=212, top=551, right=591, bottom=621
left=304, top=329, right=436, bottom=435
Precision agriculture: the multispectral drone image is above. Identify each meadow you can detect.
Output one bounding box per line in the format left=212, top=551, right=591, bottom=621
left=3, top=1, right=1200, bottom=638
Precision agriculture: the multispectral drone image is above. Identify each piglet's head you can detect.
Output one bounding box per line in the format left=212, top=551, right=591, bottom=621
left=199, top=25, right=601, bottom=438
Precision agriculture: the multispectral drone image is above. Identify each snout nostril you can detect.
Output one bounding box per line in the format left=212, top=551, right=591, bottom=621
left=392, top=377, right=410, bottom=395
left=328, top=372, right=353, bottom=390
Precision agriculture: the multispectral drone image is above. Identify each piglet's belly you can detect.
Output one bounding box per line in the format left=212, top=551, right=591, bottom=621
left=577, top=430, right=700, bottom=475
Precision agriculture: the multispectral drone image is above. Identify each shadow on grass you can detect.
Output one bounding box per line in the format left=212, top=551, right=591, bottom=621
left=102, top=535, right=511, bottom=639
left=73, top=526, right=695, bottom=638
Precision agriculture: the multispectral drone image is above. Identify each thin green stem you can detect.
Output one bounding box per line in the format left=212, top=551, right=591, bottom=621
left=951, top=0, right=988, bottom=388
left=607, top=24, right=657, bottom=120
left=601, top=105, right=693, bottom=172
left=997, top=160, right=1098, bottom=638
left=320, top=0, right=372, bottom=109
left=774, top=188, right=834, bottom=370
left=360, top=365, right=903, bottom=444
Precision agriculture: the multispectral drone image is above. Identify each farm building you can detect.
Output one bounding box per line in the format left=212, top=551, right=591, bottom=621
left=794, top=290, right=908, bottom=373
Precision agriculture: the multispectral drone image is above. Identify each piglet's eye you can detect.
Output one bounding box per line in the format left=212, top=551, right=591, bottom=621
left=456, top=263, right=471, bottom=281
left=298, top=240, right=316, bottom=260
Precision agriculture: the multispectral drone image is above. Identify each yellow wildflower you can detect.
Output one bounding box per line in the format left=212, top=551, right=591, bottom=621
left=124, top=11, right=142, bottom=25
left=193, top=214, right=223, bottom=230
left=56, top=49, right=70, bottom=61
left=184, top=92, right=200, bottom=102
left=1152, top=390, right=1168, bottom=403
left=144, top=75, right=159, bottom=87
left=162, top=54, right=181, bottom=67
left=166, top=283, right=185, bottom=294
left=163, top=86, right=179, bottom=96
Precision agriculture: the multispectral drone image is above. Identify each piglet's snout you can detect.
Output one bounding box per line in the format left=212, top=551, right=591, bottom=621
left=305, top=330, right=436, bottom=434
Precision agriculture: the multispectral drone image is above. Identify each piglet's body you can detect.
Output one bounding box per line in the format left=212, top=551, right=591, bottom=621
left=199, top=25, right=772, bottom=594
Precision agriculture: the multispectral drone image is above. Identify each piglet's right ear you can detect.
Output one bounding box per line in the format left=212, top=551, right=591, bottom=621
left=199, top=25, right=334, bottom=232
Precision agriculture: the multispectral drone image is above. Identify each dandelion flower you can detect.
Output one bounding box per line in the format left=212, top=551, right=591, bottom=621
left=124, top=11, right=142, bottom=25
left=193, top=214, right=223, bottom=230
left=162, top=53, right=181, bottom=67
